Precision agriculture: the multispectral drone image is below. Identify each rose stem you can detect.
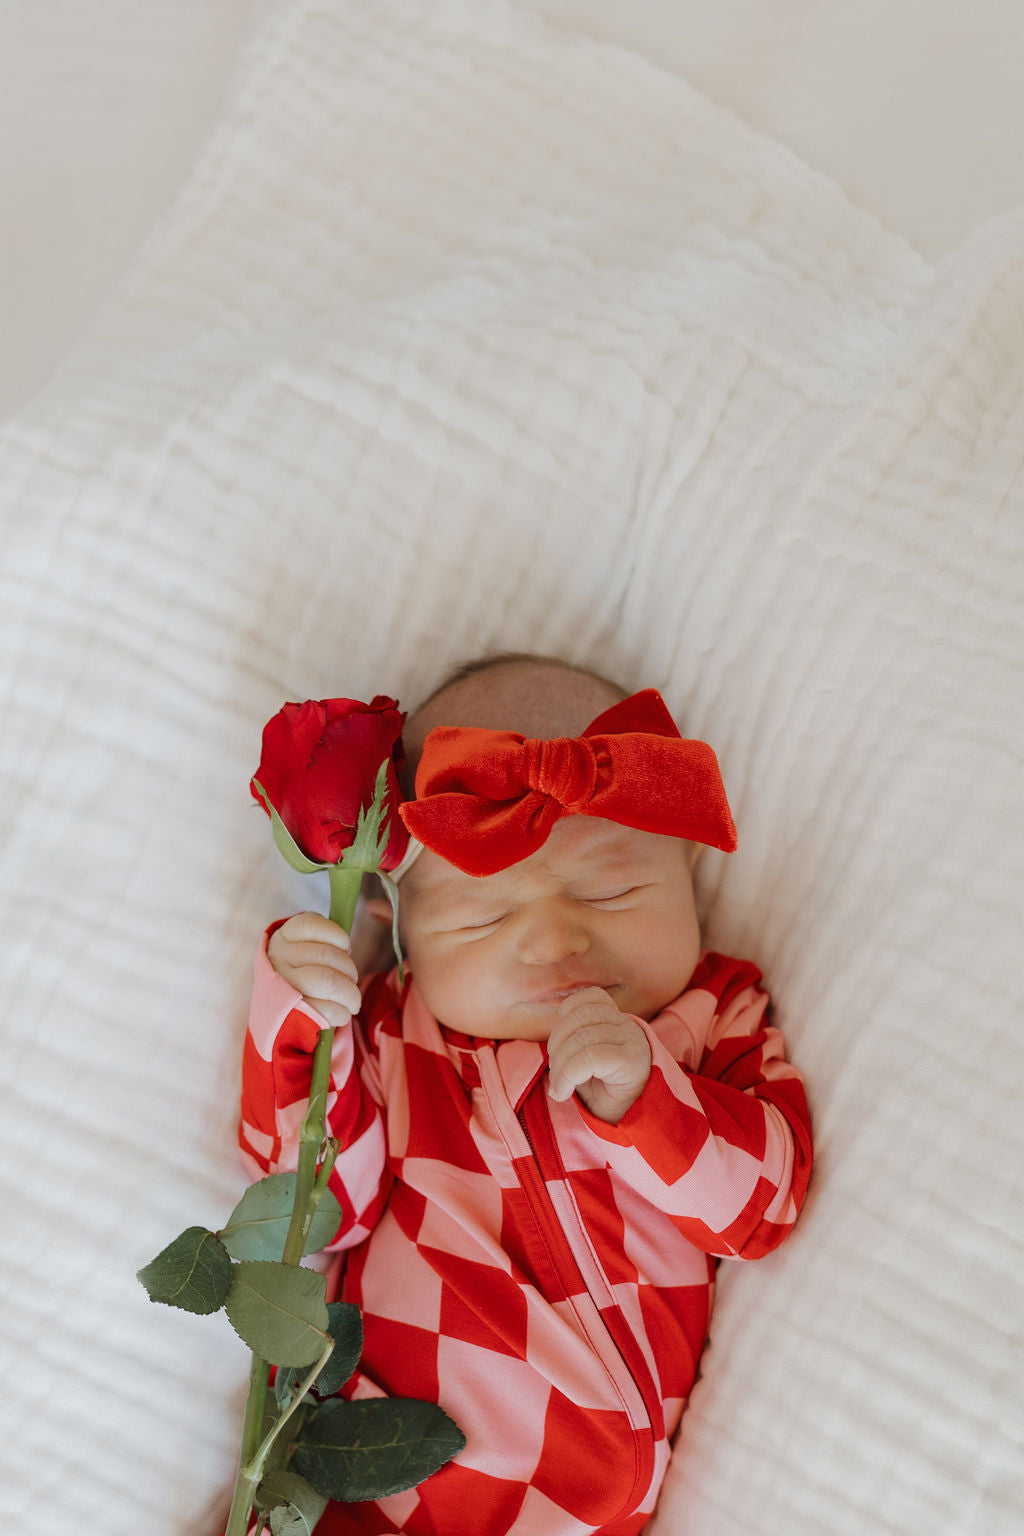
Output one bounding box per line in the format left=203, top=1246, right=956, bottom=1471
left=280, top=864, right=361, bottom=1265
left=226, top=864, right=362, bottom=1535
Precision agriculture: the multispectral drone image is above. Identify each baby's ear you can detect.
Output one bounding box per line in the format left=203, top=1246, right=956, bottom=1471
left=364, top=896, right=394, bottom=925
left=350, top=876, right=402, bottom=971
left=360, top=872, right=395, bottom=927
left=686, top=839, right=704, bottom=870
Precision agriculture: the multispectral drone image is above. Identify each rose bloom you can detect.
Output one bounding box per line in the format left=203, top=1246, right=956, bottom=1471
left=389, top=815, right=703, bottom=1040
left=252, top=695, right=408, bottom=871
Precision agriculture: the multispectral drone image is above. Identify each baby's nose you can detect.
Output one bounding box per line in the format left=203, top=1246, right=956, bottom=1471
left=518, top=906, right=591, bottom=965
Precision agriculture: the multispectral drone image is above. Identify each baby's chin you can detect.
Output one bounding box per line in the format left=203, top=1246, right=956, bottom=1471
left=436, top=1001, right=568, bottom=1043
left=440, top=1010, right=555, bottom=1043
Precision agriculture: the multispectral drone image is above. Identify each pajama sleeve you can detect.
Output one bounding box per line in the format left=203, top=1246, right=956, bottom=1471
left=238, top=924, right=391, bottom=1250
left=577, top=955, right=812, bottom=1260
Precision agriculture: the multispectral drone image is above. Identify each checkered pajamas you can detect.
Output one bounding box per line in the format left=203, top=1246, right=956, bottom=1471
left=240, top=938, right=812, bottom=1534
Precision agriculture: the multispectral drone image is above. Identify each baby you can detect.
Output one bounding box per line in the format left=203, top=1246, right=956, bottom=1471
left=240, top=654, right=812, bottom=1536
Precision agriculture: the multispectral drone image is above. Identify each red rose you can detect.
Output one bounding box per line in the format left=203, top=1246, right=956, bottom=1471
left=251, top=695, right=409, bottom=871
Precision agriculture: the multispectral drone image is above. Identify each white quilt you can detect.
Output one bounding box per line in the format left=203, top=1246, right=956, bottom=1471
left=1, top=2, right=1021, bottom=1533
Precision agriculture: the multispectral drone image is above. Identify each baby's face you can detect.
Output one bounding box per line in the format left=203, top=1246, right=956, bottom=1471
left=398, top=815, right=703, bottom=1040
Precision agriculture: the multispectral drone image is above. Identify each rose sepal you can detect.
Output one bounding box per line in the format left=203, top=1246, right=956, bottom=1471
left=251, top=779, right=330, bottom=875
left=332, top=759, right=398, bottom=875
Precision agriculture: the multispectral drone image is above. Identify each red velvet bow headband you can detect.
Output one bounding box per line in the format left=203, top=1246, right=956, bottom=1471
left=398, top=688, right=737, bottom=877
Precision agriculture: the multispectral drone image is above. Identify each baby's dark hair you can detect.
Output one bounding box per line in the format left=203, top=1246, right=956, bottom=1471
left=412, top=651, right=628, bottom=715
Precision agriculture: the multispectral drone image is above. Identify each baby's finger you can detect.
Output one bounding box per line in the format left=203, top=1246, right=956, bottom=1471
left=276, top=911, right=352, bottom=953
left=300, top=996, right=353, bottom=1032
left=548, top=1028, right=623, bottom=1100
left=286, top=961, right=362, bottom=1018
left=556, top=985, right=617, bottom=1018
left=548, top=1020, right=651, bottom=1103
left=269, top=919, right=360, bottom=1011
left=546, top=990, right=623, bottom=1055
left=277, top=940, right=359, bottom=986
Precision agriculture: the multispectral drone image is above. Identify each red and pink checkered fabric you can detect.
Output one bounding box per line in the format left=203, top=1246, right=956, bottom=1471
left=240, top=937, right=812, bottom=1534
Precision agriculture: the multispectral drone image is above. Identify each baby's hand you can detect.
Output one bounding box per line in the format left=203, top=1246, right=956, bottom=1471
left=267, top=911, right=362, bottom=1032
left=546, top=988, right=652, bottom=1124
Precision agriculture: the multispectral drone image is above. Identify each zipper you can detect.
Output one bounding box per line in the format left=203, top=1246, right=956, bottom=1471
left=517, top=1090, right=665, bottom=1429
left=513, top=1100, right=593, bottom=1304
left=507, top=1086, right=660, bottom=1519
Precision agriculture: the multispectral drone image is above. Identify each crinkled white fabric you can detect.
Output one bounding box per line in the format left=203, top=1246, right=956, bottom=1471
left=0, top=2, right=1021, bottom=1534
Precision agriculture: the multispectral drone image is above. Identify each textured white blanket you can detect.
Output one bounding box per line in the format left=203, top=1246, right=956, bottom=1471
left=1, top=2, right=1021, bottom=1533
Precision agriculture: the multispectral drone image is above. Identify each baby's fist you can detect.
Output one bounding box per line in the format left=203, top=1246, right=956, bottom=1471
left=267, top=911, right=362, bottom=1032
left=546, top=988, right=651, bottom=1124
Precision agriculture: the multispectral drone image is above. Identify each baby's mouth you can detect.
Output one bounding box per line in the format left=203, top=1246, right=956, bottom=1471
left=529, top=982, right=615, bottom=1005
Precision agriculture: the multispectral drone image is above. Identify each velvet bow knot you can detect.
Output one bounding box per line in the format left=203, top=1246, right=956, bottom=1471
left=399, top=688, right=737, bottom=877
left=522, top=734, right=598, bottom=813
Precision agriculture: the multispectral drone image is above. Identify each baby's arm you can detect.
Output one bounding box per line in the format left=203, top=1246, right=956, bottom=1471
left=239, top=911, right=389, bottom=1248
left=555, top=965, right=812, bottom=1260
left=547, top=988, right=651, bottom=1123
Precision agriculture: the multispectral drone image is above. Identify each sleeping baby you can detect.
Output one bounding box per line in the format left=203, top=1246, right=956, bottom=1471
left=239, top=653, right=813, bottom=1535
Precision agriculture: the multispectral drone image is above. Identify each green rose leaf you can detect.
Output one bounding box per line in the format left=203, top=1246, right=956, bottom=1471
left=220, top=1175, right=343, bottom=1262
left=336, top=759, right=392, bottom=873
left=137, top=1226, right=234, bottom=1315
left=314, top=1302, right=364, bottom=1396
left=224, top=1261, right=330, bottom=1367
left=252, top=779, right=328, bottom=875
left=258, top=1469, right=328, bottom=1536
left=293, top=1397, right=466, bottom=1501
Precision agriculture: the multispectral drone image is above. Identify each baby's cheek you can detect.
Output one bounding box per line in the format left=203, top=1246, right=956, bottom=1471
left=408, top=944, right=484, bottom=1029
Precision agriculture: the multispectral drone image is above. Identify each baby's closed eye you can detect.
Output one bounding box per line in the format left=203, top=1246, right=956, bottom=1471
left=460, top=913, right=509, bottom=931
left=576, top=886, right=644, bottom=906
